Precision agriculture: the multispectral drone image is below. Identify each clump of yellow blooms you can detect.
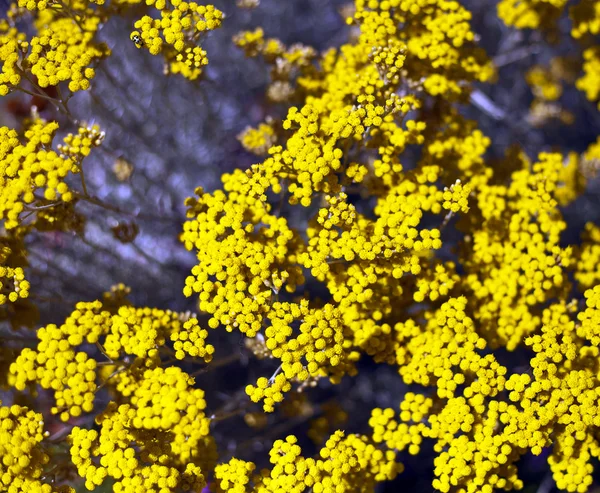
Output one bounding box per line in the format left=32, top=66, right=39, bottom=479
left=497, top=0, right=567, bottom=30
left=462, top=152, right=574, bottom=350
left=5, top=0, right=600, bottom=492
left=0, top=401, right=69, bottom=493
left=0, top=228, right=38, bottom=330
left=0, top=243, right=30, bottom=305
left=8, top=299, right=215, bottom=421
left=0, top=9, right=109, bottom=95
left=571, top=0, right=600, bottom=38
left=238, top=122, right=278, bottom=156
left=130, top=0, right=222, bottom=80
left=233, top=27, right=317, bottom=103
left=1, top=0, right=222, bottom=91
left=28, top=17, right=107, bottom=92
left=366, top=288, right=600, bottom=493
left=578, top=48, right=600, bottom=109
left=69, top=366, right=216, bottom=492
left=58, top=123, right=105, bottom=160
left=215, top=432, right=400, bottom=493
left=243, top=301, right=358, bottom=411
left=527, top=65, right=563, bottom=101
left=170, top=317, right=215, bottom=361
left=0, top=119, right=104, bottom=229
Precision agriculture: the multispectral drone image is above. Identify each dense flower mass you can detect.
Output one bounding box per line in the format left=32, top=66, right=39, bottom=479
left=2, top=0, right=600, bottom=492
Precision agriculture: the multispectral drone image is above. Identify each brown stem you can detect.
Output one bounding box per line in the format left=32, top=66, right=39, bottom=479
left=190, top=352, right=242, bottom=377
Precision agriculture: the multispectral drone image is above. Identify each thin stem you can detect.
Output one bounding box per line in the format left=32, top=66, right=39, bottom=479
left=79, top=166, right=89, bottom=197
left=493, top=44, right=542, bottom=68
left=268, top=364, right=283, bottom=384
left=15, top=86, right=61, bottom=105
left=95, top=364, right=128, bottom=393
left=46, top=427, right=71, bottom=443
left=29, top=293, right=76, bottom=306
left=23, top=201, right=61, bottom=211
left=55, top=0, right=86, bottom=32
left=96, top=360, right=126, bottom=367
left=96, top=341, right=113, bottom=363
left=17, top=70, right=74, bottom=120
left=73, top=191, right=179, bottom=223
left=211, top=402, right=251, bottom=423
left=440, top=211, right=454, bottom=231
left=190, top=352, right=242, bottom=377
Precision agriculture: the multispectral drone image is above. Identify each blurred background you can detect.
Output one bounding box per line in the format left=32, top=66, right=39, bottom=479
left=2, top=0, right=600, bottom=491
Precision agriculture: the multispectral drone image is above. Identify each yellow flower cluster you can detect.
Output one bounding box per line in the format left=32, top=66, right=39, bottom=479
left=214, top=457, right=255, bottom=492
left=58, top=123, right=105, bottom=161
left=0, top=21, right=26, bottom=96
left=233, top=27, right=316, bottom=103
left=367, top=286, right=600, bottom=493
left=0, top=8, right=109, bottom=96
left=182, top=0, right=490, bottom=423
left=422, top=115, right=491, bottom=182
left=371, top=298, right=525, bottom=492
left=245, top=301, right=357, bottom=411
left=238, top=122, right=278, bottom=156
left=0, top=401, right=71, bottom=493
left=130, top=0, right=222, bottom=80
left=0, top=0, right=225, bottom=94
left=497, top=0, right=567, bottom=29
left=17, top=0, right=104, bottom=11
left=571, top=0, right=600, bottom=38
left=6, top=0, right=600, bottom=492
left=577, top=47, right=600, bottom=109
left=0, top=229, right=38, bottom=330
left=170, top=317, right=214, bottom=361
left=413, top=261, right=459, bottom=303
left=69, top=366, right=216, bottom=492
left=351, top=0, right=493, bottom=97
left=215, top=432, right=400, bottom=493
left=0, top=242, right=30, bottom=306
left=0, top=119, right=103, bottom=229
left=10, top=301, right=109, bottom=421
left=9, top=299, right=214, bottom=421
left=181, top=178, right=305, bottom=337
left=462, top=152, right=573, bottom=350
left=527, top=65, right=563, bottom=101
left=28, top=16, right=107, bottom=92
left=575, top=222, right=600, bottom=290
left=103, top=305, right=188, bottom=360
left=1, top=121, right=66, bottom=226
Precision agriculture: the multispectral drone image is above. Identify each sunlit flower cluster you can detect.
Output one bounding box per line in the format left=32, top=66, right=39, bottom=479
left=69, top=366, right=216, bottom=492
left=9, top=299, right=214, bottom=421
left=130, top=0, right=222, bottom=80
